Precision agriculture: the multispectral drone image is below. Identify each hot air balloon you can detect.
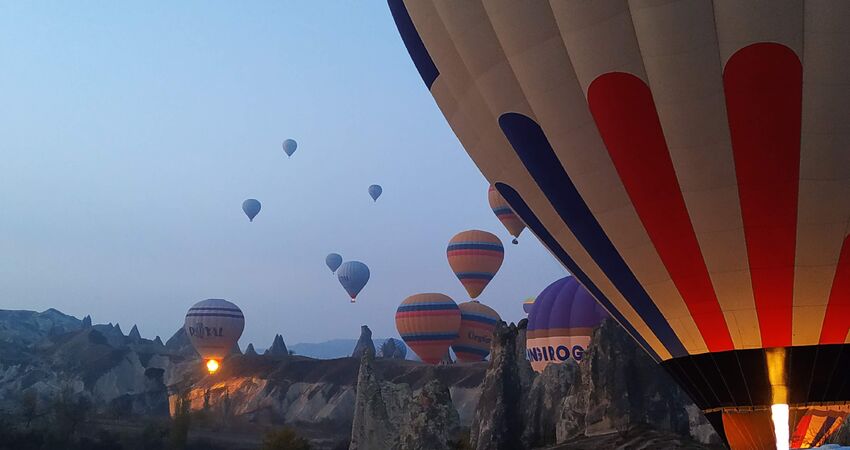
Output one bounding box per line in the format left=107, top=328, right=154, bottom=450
left=184, top=299, right=245, bottom=374
left=452, top=300, right=501, bottom=362
left=488, top=185, right=525, bottom=244
left=390, top=2, right=850, bottom=447
left=526, top=277, right=609, bottom=372
left=242, top=199, right=261, bottom=222
left=396, top=293, right=461, bottom=364
left=522, top=297, right=535, bottom=316
left=282, top=139, right=297, bottom=157
left=368, top=184, right=382, bottom=202
left=337, top=261, right=369, bottom=302
left=447, top=230, right=504, bottom=299
left=326, top=253, right=343, bottom=274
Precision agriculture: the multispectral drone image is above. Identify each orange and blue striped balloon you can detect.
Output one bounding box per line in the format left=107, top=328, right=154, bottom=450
left=395, top=293, right=461, bottom=365
left=488, top=185, right=525, bottom=244
left=452, top=301, right=501, bottom=362
left=447, top=230, right=504, bottom=299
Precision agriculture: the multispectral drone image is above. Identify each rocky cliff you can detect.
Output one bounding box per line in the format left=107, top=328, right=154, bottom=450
left=468, top=319, right=722, bottom=450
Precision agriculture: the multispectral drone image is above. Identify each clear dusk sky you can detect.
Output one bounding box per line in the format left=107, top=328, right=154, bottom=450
left=0, top=1, right=565, bottom=347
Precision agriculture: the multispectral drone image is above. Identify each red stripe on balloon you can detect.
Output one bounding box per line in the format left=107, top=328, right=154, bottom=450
left=723, top=43, right=802, bottom=348
left=820, top=236, right=850, bottom=344
left=588, top=72, right=734, bottom=352
left=447, top=249, right=503, bottom=257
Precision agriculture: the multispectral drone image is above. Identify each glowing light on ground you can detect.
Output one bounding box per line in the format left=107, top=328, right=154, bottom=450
left=206, top=359, right=220, bottom=374
left=772, top=403, right=789, bottom=450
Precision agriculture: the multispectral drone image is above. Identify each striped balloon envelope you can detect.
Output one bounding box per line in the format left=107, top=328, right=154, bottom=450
left=390, top=1, right=850, bottom=446
left=184, top=299, right=245, bottom=362
left=446, top=230, right=504, bottom=299
left=488, top=185, right=525, bottom=244
left=396, top=293, right=461, bottom=364
left=526, top=277, right=609, bottom=372
left=452, top=300, right=501, bottom=362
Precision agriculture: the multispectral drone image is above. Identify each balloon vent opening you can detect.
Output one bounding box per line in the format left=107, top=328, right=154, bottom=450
left=771, top=404, right=789, bottom=450
left=512, top=239, right=518, bottom=245
left=206, top=359, right=220, bottom=374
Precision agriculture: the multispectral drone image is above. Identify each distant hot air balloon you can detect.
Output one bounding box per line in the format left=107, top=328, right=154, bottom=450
left=391, top=2, right=850, bottom=446
left=242, top=199, right=261, bottom=222
left=522, top=297, right=536, bottom=316
left=368, top=184, right=383, bottom=202
left=447, top=230, right=504, bottom=299
left=488, top=185, right=525, bottom=244
left=526, top=277, right=609, bottom=372
left=184, top=299, right=245, bottom=374
left=282, top=139, right=297, bottom=157
left=326, top=253, right=343, bottom=274
left=396, top=293, right=461, bottom=364
left=337, top=261, right=369, bottom=302
left=452, top=301, right=501, bottom=362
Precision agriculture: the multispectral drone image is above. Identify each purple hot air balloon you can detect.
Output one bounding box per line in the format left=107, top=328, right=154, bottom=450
left=526, top=276, right=609, bottom=372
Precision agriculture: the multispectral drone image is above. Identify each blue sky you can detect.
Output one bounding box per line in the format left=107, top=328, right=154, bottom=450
left=0, top=1, right=565, bottom=347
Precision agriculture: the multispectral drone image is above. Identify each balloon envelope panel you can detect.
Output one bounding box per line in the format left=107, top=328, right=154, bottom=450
left=390, top=1, right=850, bottom=444
left=452, top=301, right=501, bottom=362
left=184, top=298, right=245, bottom=361
left=396, top=293, right=461, bottom=364
left=446, top=230, right=504, bottom=299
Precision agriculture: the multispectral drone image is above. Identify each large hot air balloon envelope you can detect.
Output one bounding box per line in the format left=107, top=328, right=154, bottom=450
left=488, top=185, right=525, bottom=244
left=396, top=293, right=461, bottom=364
left=526, top=276, right=609, bottom=372
left=391, top=1, right=850, bottom=447
left=184, top=299, right=245, bottom=373
left=326, top=253, right=343, bottom=274
left=447, top=230, right=504, bottom=299
left=282, top=139, right=297, bottom=157
left=368, top=184, right=383, bottom=202
left=452, top=300, right=501, bottom=362
left=242, top=199, right=261, bottom=222
left=337, top=261, right=370, bottom=302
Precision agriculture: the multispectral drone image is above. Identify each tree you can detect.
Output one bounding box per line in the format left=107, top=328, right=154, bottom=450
left=261, top=427, right=311, bottom=450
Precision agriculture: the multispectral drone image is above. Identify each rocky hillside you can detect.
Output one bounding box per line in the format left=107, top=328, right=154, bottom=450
left=0, top=309, right=485, bottom=449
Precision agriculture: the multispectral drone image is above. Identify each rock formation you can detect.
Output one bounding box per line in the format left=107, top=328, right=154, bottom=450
left=349, top=353, right=465, bottom=450
left=265, top=334, right=289, bottom=359
left=244, top=343, right=258, bottom=356
left=351, top=325, right=375, bottom=359
left=398, top=378, right=461, bottom=450
left=82, top=315, right=92, bottom=329
left=557, top=319, right=711, bottom=443
left=128, top=324, right=142, bottom=343
left=468, top=319, right=720, bottom=450
left=469, top=322, right=530, bottom=450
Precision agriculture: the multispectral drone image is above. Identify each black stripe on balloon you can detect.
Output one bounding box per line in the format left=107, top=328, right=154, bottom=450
left=387, top=0, right=439, bottom=89
left=494, top=182, right=660, bottom=363
left=497, top=112, right=686, bottom=359
left=185, top=313, right=244, bottom=319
